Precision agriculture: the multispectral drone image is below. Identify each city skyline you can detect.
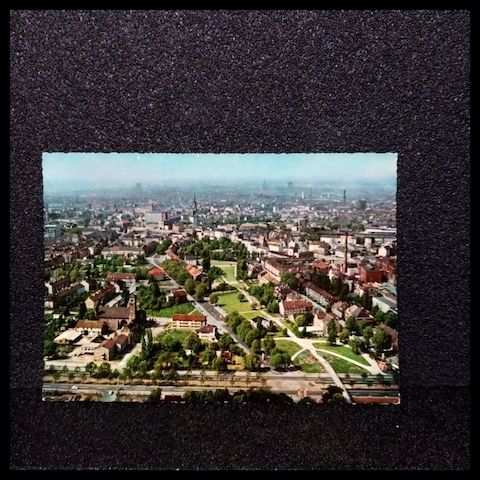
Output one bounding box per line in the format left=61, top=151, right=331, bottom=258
left=43, top=153, right=397, bottom=190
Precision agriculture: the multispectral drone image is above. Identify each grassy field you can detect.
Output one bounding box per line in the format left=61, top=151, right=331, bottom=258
left=313, top=341, right=370, bottom=366
left=211, top=260, right=237, bottom=282
left=147, top=303, right=194, bottom=318
left=274, top=339, right=303, bottom=358
left=239, top=311, right=268, bottom=320
left=293, top=350, right=324, bottom=373
left=155, top=329, right=189, bottom=343
left=217, top=291, right=252, bottom=315
left=322, top=354, right=368, bottom=374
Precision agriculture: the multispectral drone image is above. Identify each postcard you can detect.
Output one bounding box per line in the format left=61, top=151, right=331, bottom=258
left=42, top=153, right=398, bottom=404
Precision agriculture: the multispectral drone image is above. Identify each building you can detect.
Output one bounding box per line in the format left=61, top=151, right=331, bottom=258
left=148, top=266, right=166, bottom=280
left=309, top=311, right=336, bottom=336
left=44, top=283, right=85, bottom=309
left=94, top=338, right=116, bottom=361
left=167, top=289, right=188, bottom=304
left=185, top=264, right=203, bottom=280
left=344, top=304, right=372, bottom=321
left=304, top=282, right=333, bottom=307
left=196, top=324, right=217, bottom=342
left=53, top=329, right=83, bottom=345
left=97, top=294, right=144, bottom=331
left=106, top=272, right=137, bottom=284
left=332, top=301, right=350, bottom=319
left=359, top=264, right=383, bottom=283
left=45, top=277, right=70, bottom=295
left=172, top=313, right=207, bottom=329
left=74, top=320, right=108, bottom=335
left=85, top=283, right=117, bottom=310
left=372, top=295, right=398, bottom=314
left=279, top=299, right=313, bottom=317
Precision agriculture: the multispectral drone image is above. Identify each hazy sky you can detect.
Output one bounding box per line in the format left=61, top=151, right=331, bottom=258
left=43, top=153, right=397, bottom=188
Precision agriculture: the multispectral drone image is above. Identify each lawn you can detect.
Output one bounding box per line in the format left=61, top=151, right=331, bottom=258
left=155, top=329, right=189, bottom=343
left=322, top=354, right=368, bottom=374
left=217, top=291, right=252, bottom=315
left=313, top=341, right=370, bottom=366
left=147, top=303, right=194, bottom=318
left=239, top=311, right=268, bottom=320
left=274, top=339, right=303, bottom=358
left=211, top=260, right=237, bottom=282
left=293, top=350, right=324, bottom=373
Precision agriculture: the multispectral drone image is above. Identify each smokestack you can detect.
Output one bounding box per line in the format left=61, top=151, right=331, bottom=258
left=344, top=231, right=348, bottom=273
left=343, top=189, right=346, bottom=204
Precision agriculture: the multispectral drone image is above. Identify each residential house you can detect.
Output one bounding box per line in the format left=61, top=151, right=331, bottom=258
left=279, top=299, right=313, bottom=317
left=196, top=324, right=217, bottom=342
left=148, top=266, right=166, bottom=280
left=85, top=283, right=117, bottom=310
left=304, top=282, right=333, bottom=308
left=167, top=289, right=188, bottom=304
left=332, top=301, right=350, bottom=320
left=106, top=272, right=137, bottom=284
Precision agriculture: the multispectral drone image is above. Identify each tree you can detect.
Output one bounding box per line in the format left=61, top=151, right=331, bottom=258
left=262, top=335, right=275, bottom=354
left=218, top=334, right=234, bottom=351
left=151, top=281, right=161, bottom=298
left=270, top=353, right=285, bottom=370
left=322, top=385, right=346, bottom=404
left=183, top=332, right=202, bottom=354
left=212, top=356, right=227, bottom=371
left=374, top=309, right=386, bottom=324
left=362, top=325, right=374, bottom=342
left=345, top=316, right=359, bottom=335
left=209, top=292, right=219, bottom=304
left=195, top=283, right=208, bottom=301
left=372, top=329, right=391, bottom=356
left=280, top=272, right=299, bottom=290
left=146, top=388, right=162, bottom=403
left=85, top=362, right=97, bottom=375
left=43, top=339, right=56, bottom=357
left=184, top=278, right=196, bottom=295
left=266, top=300, right=279, bottom=314
left=97, top=362, right=111, bottom=378
left=78, top=302, right=87, bottom=319
left=85, top=309, right=97, bottom=320
left=339, top=328, right=350, bottom=344
left=237, top=292, right=245, bottom=302
left=327, top=319, right=337, bottom=345
left=207, top=266, right=224, bottom=289
left=251, top=339, right=262, bottom=353
left=245, top=353, right=260, bottom=371
left=384, top=311, right=398, bottom=329
left=348, top=337, right=363, bottom=355
left=202, top=255, right=211, bottom=272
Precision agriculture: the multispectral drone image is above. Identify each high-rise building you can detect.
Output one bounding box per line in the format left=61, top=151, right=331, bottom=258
left=288, top=181, right=294, bottom=189
left=343, top=189, right=347, bottom=204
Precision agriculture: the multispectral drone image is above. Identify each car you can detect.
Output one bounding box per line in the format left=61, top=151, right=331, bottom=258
left=71, top=385, right=79, bottom=390
left=108, top=390, right=114, bottom=395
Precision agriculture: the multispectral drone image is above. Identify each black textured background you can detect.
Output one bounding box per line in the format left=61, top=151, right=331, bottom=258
left=10, top=10, right=470, bottom=470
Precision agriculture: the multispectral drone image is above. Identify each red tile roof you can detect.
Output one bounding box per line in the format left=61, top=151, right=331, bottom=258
left=172, top=314, right=206, bottom=322
left=101, top=338, right=116, bottom=350
left=75, top=320, right=106, bottom=330
left=106, top=272, right=137, bottom=281
left=197, top=325, right=215, bottom=334
left=282, top=299, right=313, bottom=309
left=173, top=289, right=187, bottom=297
left=148, top=267, right=165, bottom=276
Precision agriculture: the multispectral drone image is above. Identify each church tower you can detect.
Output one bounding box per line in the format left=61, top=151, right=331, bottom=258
left=128, top=294, right=137, bottom=323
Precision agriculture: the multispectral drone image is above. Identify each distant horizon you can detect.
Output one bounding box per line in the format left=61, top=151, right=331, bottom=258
left=43, top=153, right=397, bottom=192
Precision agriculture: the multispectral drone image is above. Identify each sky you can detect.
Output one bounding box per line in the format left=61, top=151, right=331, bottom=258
left=43, top=153, right=397, bottom=190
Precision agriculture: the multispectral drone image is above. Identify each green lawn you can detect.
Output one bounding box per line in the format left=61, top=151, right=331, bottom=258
left=239, top=311, right=267, bottom=320
left=211, top=260, right=237, bottom=282
left=293, top=350, right=324, bottom=373
left=147, top=303, right=194, bottom=318
left=274, top=339, right=303, bottom=358
left=217, top=291, right=252, bottom=315
left=322, top=354, right=369, bottom=374
left=313, top=341, right=370, bottom=366
left=155, top=329, right=189, bottom=343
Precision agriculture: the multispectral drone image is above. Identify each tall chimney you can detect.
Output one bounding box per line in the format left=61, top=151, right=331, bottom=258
left=343, top=189, right=346, bottom=204
left=344, top=231, right=348, bottom=273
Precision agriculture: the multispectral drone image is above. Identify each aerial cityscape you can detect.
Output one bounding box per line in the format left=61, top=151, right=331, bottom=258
left=42, top=153, right=398, bottom=404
